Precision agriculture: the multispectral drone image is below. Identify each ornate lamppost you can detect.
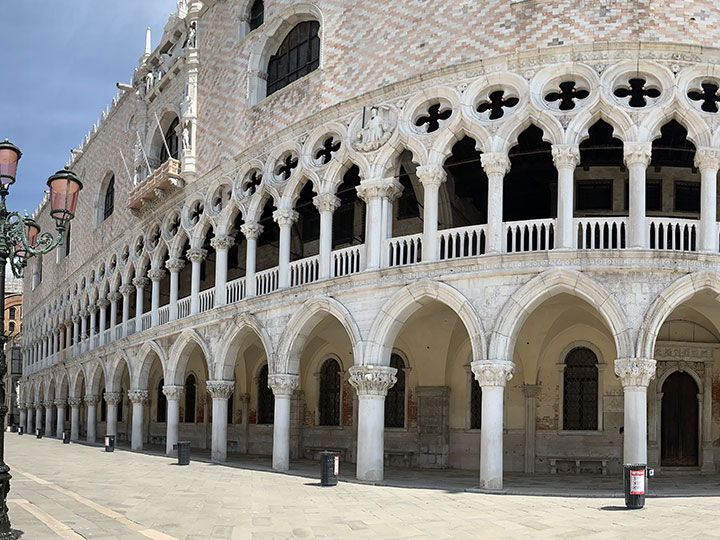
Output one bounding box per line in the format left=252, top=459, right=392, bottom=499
left=0, top=139, right=83, bottom=538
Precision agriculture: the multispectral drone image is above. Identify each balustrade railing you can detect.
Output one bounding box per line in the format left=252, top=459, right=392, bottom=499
left=102, top=329, right=111, bottom=346
left=439, top=225, right=487, bottom=260
left=199, top=288, right=215, bottom=313
left=158, top=305, right=170, bottom=325
left=256, top=267, right=279, bottom=296
left=127, top=318, right=136, bottom=336
left=226, top=276, right=246, bottom=304
left=505, top=219, right=555, bottom=253
left=576, top=217, right=627, bottom=249
left=141, top=312, right=152, bottom=331
left=290, top=255, right=320, bottom=287
left=332, top=244, right=364, bottom=278
left=385, top=233, right=422, bottom=267
left=648, top=218, right=697, bottom=251
left=177, top=297, right=191, bottom=320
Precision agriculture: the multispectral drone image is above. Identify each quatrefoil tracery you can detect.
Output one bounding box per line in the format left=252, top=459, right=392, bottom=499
left=613, top=78, right=661, bottom=108
left=476, top=90, right=519, bottom=120
left=688, top=82, right=720, bottom=113
left=544, top=81, right=589, bottom=111
left=415, top=103, right=452, bottom=133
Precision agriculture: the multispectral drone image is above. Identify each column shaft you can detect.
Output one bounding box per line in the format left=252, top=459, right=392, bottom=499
left=70, top=405, right=80, bottom=441
left=56, top=405, right=65, bottom=438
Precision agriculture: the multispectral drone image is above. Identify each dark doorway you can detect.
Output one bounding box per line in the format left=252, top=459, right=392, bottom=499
left=661, top=371, right=699, bottom=466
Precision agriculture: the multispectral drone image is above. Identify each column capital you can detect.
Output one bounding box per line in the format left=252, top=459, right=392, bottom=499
left=695, top=147, right=720, bottom=172
left=551, top=144, right=580, bottom=169
left=415, top=164, right=446, bottom=187
left=127, top=389, right=150, bottom=404
left=240, top=221, right=263, bottom=240
left=268, top=374, right=299, bottom=396
left=206, top=380, right=234, bottom=399
left=54, top=399, right=66, bottom=408
left=103, top=392, right=123, bottom=405
left=84, top=394, right=100, bottom=405
left=273, top=208, right=299, bottom=227
left=162, top=385, right=185, bottom=401
left=42, top=400, right=53, bottom=409
left=97, top=298, right=110, bottom=308
left=88, top=305, right=99, bottom=314
left=210, top=234, right=235, bottom=251
left=72, top=315, right=81, bottom=324
left=108, top=291, right=123, bottom=302
left=356, top=177, right=402, bottom=203
left=348, top=365, right=397, bottom=397
left=18, top=404, right=27, bottom=412
left=186, top=247, right=208, bottom=263
left=79, top=310, right=89, bottom=318
left=522, top=384, right=540, bottom=398
left=132, top=276, right=151, bottom=289
left=147, top=268, right=166, bottom=281
left=165, top=257, right=186, bottom=272
left=313, top=193, right=341, bottom=214
left=615, top=357, right=656, bottom=387
left=471, top=360, right=515, bottom=387
left=480, top=152, right=510, bottom=177
left=67, top=397, right=82, bottom=408
left=623, top=142, right=652, bottom=168
left=119, top=284, right=135, bottom=296
left=64, top=319, right=73, bottom=328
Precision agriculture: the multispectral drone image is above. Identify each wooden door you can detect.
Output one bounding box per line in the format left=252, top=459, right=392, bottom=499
left=661, top=372, right=699, bottom=466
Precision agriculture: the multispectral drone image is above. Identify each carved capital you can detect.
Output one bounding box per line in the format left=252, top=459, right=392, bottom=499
left=108, top=292, right=123, bottom=303
left=471, top=360, right=515, bottom=387
left=54, top=399, right=66, bottom=408
left=119, top=284, right=134, bottom=296
left=615, top=357, right=656, bottom=388
left=623, top=142, right=652, bottom=169
left=127, top=390, right=150, bottom=404
left=273, top=209, right=299, bottom=227
left=18, top=405, right=27, bottom=412
left=42, top=400, right=52, bottom=409
left=79, top=310, right=89, bottom=318
left=132, top=277, right=150, bottom=289
left=240, top=222, right=263, bottom=240
left=210, top=235, right=235, bottom=251
left=522, top=384, right=540, bottom=398
left=416, top=164, right=446, bottom=188
left=147, top=268, right=166, bottom=282
left=356, top=177, right=402, bottom=203
left=268, top=374, right=299, bottom=396
left=165, top=258, right=186, bottom=272
left=313, top=193, right=341, bottom=214
left=695, top=147, right=720, bottom=172
left=348, top=365, right=397, bottom=397
left=84, top=394, right=100, bottom=405
left=186, top=247, right=208, bottom=263
left=67, top=397, right=82, bottom=408
left=480, top=152, right=511, bottom=177
left=162, top=385, right=185, bottom=401
left=103, top=392, right=123, bottom=405
left=97, top=298, right=110, bottom=308
left=551, top=144, right=580, bottom=170
left=206, top=380, right=235, bottom=399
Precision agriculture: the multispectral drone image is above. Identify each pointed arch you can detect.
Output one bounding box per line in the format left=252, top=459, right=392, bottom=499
left=214, top=314, right=274, bottom=380
left=493, top=112, right=564, bottom=153
left=105, top=351, right=132, bottom=393
left=427, top=121, right=491, bottom=166
left=166, top=329, right=212, bottom=385
left=132, top=340, right=168, bottom=390
left=84, top=358, right=107, bottom=396
left=566, top=103, right=634, bottom=145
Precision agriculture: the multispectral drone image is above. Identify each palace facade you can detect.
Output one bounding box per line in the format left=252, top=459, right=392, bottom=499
left=17, top=0, right=720, bottom=488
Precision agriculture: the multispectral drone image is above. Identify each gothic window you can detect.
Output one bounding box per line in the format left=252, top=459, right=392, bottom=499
left=185, top=374, right=196, bottom=423
left=103, top=175, right=115, bottom=221
left=257, top=364, right=274, bottom=424
left=318, top=358, right=341, bottom=426
left=267, top=21, right=320, bottom=97
left=384, top=354, right=405, bottom=428
left=563, top=347, right=598, bottom=431
left=157, top=378, right=166, bottom=423
left=249, top=0, right=264, bottom=31
left=470, top=376, right=482, bottom=429
left=160, top=118, right=180, bottom=163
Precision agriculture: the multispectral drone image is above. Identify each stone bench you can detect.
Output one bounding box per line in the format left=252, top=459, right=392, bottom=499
left=549, top=456, right=608, bottom=475
left=384, top=450, right=414, bottom=467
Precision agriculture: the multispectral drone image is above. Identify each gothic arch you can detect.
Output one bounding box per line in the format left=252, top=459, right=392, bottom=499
left=214, top=313, right=274, bottom=380
left=104, top=351, right=132, bottom=393
left=132, top=340, right=168, bottom=390
left=84, top=359, right=107, bottom=397
left=166, top=329, right=212, bottom=385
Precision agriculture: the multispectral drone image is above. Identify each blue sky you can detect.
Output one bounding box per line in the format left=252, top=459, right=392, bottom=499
left=0, top=1, right=174, bottom=217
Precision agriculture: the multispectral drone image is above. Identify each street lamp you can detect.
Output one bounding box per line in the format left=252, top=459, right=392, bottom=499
left=0, top=139, right=83, bottom=539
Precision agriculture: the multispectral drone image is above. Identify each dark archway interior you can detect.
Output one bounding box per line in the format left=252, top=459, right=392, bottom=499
left=444, top=136, right=487, bottom=227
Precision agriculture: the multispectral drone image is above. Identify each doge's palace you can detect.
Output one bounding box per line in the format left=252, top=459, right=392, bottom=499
left=17, top=0, right=720, bottom=489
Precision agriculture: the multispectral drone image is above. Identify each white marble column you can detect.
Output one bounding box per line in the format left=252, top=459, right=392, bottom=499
left=481, top=153, right=511, bottom=254
left=79, top=312, right=88, bottom=350
left=211, top=235, right=234, bottom=307
left=55, top=399, right=66, bottom=438
left=163, top=385, right=184, bottom=455
left=695, top=147, right=720, bottom=252
left=206, top=380, right=235, bottom=462
left=52, top=330, right=59, bottom=358
left=128, top=390, right=150, bottom=451
left=273, top=209, right=299, bottom=289
left=72, top=315, right=80, bottom=350
left=314, top=194, right=340, bottom=279
left=104, top=392, right=122, bottom=437
left=148, top=269, right=165, bottom=327
left=44, top=400, right=53, bottom=436
left=471, top=360, right=515, bottom=490
left=98, top=299, right=109, bottom=344
left=187, top=248, right=207, bottom=315
left=68, top=397, right=81, bottom=441
left=239, top=393, right=250, bottom=454
left=551, top=145, right=580, bottom=249
left=85, top=394, right=99, bottom=443
left=165, top=258, right=184, bottom=320
left=34, top=403, right=42, bottom=434
left=615, top=358, right=656, bottom=464
left=109, top=291, right=121, bottom=339
left=133, top=277, right=150, bottom=329
left=88, top=305, right=98, bottom=349
left=357, top=177, right=402, bottom=269
left=416, top=165, right=446, bottom=262
left=268, top=374, right=299, bottom=471
left=119, top=284, right=133, bottom=337
left=522, top=384, right=539, bottom=474
left=349, top=365, right=397, bottom=481
left=624, top=142, right=652, bottom=249
left=18, top=406, right=27, bottom=433
left=64, top=320, right=72, bottom=351
left=241, top=222, right=262, bottom=298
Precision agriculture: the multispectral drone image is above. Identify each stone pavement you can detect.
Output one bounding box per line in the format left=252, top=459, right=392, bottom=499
left=4, top=435, right=720, bottom=539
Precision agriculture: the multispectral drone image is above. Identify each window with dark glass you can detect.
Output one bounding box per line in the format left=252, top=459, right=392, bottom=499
left=160, top=118, right=180, bottom=163
left=385, top=354, right=405, bottom=428
left=184, top=374, right=196, bottom=423
left=318, top=358, right=341, bottom=426
left=257, top=364, right=274, bottom=424
left=249, top=0, right=264, bottom=30
left=576, top=180, right=612, bottom=212
left=9, top=307, right=15, bottom=320
left=674, top=181, right=700, bottom=213
left=267, top=21, right=320, bottom=96
left=103, top=175, right=115, bottom=221
left=157, top=378, right=166, bottom=423
left=470, top=376, right=482, bottom=429
left=563, top=347, right=598, bottom=430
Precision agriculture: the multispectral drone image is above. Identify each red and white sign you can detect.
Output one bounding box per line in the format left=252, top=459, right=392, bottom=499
left=630, top=469, right=645, bottom=495
left=333, top=456, right=339, bottom=476
left=105, top=436, right=110, bottom=447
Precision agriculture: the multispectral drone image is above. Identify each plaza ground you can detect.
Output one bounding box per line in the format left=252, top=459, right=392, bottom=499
left=5, top=435, right=720, bottom=539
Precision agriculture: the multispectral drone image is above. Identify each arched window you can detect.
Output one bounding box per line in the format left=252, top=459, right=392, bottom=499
left=184, top=374, right=196, bottom=423
left=257, top=364, right=274, bottom=424
left=267, top=21, right=320, bottom=97
left=249, top=0, right=264, bottom=31
left=157, top=378, right=166, bottom=423
left=103, top=175, right=115, bottom=221
left=160, top=118, right=179, bottom=163
left=385, top=354, right=405, bottom=428
left=319, top=358, right=341, bottom=426
left=470, top=376, right=482, bottom=429
left=8, top=322, right=15, bottom=333
left=563, top=347, right=598, bottom=431
left=9, top=307, right=15, bottom=320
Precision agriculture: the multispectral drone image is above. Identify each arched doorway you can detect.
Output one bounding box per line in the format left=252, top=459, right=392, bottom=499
left=661, top=371, right=699, bottom=467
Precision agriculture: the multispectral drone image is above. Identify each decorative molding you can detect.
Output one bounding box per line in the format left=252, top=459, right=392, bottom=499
left=104, top=392, right=123, bottom=405
left=615, top=357, right=657, bottom=387
left=127, top=390, right=151, bottom=404
left=267, top=374, right=299, bottom=396
left=348, top=365, right=397, bottom=397
left=205, top=380, right=235, bottom=399
left=162, top=385, right=185, bottom=400
left=471, top=360, right=515, bottom=387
